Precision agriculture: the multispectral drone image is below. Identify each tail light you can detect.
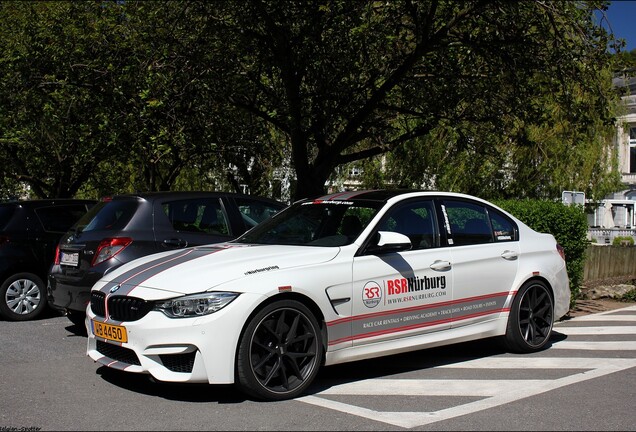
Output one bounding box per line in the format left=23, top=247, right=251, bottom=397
left=557, top=244, right=566, bottom=261
left=54, top=244, right=61, bottom=265
left=92, top=237, right=132, bottom=266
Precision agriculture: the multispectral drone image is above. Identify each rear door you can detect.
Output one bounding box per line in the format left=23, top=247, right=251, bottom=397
left=440, top=198, right=519, bottom=328
left=155, top=197, right=234, bottom=249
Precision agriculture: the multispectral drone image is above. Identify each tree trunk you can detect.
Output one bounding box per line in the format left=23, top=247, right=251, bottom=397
left=293, top=165, right=329, bottom=200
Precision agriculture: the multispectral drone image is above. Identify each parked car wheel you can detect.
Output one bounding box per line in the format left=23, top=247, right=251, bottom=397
left=0, top=273, right=47, bottom=321
left=236, top=300, right=323, bottom=401
left=503, top=280, right=554, bottom=353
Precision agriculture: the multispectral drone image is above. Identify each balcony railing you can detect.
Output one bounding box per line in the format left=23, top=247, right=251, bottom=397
left=621, top=172, right=636, bottom=184
left=588, top=227, right=636, bottom=245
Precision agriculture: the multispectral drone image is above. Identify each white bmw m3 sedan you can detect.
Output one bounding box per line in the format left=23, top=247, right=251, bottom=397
left=86, top=190, right=570, bottom=400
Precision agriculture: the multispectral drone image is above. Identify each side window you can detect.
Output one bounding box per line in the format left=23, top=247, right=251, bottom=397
left=163, top=199, right=230, bottom=236
left=234, top=198, right=283, bottom=230
left=490, top=210, right=517, bottom=242
left=443, top=200, right=493, bottom=246
left=35, top=205, right=90, bottom=233
left=337, top=207, right=376, bottom=241
left=379, top=200, right=437, bottom=250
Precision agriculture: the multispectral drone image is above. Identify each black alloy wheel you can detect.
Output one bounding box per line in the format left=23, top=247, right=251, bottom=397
left=504, top=280, right=554, bottom=353
left=237, top=300, right=323, bottom=401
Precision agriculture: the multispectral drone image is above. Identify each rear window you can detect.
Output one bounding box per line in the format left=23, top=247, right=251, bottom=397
left=75, top=200, right=140, bottom=233
left=35, top=205, right=91, bottom=233
left=0, top=206, right=16, bottom=230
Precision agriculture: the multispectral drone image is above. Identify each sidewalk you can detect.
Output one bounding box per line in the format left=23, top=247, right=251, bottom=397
left=567, top=298, right=634, bottom=318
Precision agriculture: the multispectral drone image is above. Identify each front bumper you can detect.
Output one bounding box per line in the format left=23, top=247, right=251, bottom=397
left=86, top=292, right=264, bottom=384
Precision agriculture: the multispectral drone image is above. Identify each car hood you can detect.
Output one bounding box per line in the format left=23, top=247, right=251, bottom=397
left=95, top=243, right=341, bottom=298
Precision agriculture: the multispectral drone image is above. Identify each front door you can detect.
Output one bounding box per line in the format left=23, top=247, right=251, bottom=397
left=351, top=199, right=454, bottom=346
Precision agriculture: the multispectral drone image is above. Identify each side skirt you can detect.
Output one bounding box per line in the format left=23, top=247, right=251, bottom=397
left=324, top=316, right=508, bottom=366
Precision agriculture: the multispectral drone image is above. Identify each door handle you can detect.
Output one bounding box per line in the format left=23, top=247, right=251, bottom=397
left=501, top=250, right=518, bottom=261
left=163, top=238, right=188, bottom=248
left=430, top=260, right=452, bottom=271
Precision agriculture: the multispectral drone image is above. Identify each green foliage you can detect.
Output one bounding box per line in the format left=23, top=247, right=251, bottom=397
left=0, top=1, right=625, bottom=203
left=381, top=61, right=622, bottom=201
left=494, top=200, right=589, bottom=305
left=614, top=49, right=636, bottom=71
left=206, top=0, right=622, bottom=200
left=612, top=236, right=634, bottom=246
left=0, top=2, right=282, bottom=199
left=0, top=2, right=131, bottom=198
left=622, top=288, right=636, bottom=303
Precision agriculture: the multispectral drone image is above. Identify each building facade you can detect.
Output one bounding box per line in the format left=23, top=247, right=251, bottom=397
left=588, top=73, right=636, bottom=244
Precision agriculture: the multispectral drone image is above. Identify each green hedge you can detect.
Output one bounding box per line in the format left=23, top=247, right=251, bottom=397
left=494, top=199, right=588, bottom=306
left=612, top=236, right=635, bottom=246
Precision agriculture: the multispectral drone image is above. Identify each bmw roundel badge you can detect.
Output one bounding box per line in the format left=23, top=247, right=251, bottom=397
left=109, top=284, right=121, bottom=294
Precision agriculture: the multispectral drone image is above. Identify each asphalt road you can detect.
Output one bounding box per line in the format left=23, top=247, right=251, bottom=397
left=1, top=306, right=635, bottom=431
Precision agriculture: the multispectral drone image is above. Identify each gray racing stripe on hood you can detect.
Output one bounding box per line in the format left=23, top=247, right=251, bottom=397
left=99, top=246, right=228, bottom=297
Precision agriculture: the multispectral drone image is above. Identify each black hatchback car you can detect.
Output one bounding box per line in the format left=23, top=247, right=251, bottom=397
left=48, top=191, right=285, bottom=324
left=0, top=199, right=96, bottom=321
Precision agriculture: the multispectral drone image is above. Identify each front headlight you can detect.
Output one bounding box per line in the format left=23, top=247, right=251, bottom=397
left=154, top=292, right=239, bottom=318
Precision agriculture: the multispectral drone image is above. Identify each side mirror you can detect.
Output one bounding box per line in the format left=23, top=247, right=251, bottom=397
left=367, top=231, right=412, bottom=253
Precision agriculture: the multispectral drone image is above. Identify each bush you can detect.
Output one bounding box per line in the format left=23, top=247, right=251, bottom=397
left=622, top=288, right=636, bottom=302
left=612, top=236, right=634, bottom=246
left=494, top=199, right=588, bottom=307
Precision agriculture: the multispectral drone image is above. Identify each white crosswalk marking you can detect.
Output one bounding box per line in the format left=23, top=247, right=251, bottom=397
left=550, top=340, right=636, bottom=350
left=562, top=306, right=636, bottom=321
left=298, top=305, right=636, bottom=428
left=565, top=314, right=636, bottom=322
left=317, top=379, right=550, bottom=397
left=435, top=356, right=636, bottom=370
left=555, top=326, right=636, bottom=335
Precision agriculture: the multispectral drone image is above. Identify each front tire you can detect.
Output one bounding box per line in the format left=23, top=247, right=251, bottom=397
left=503, top=280, right=554, bottom=353
left=236, top=300, right=323, bottom=401
left=0, top=273, right=47, bottom=321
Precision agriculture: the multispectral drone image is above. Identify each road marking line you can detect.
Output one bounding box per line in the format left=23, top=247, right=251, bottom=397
left=299, top=307, right=636, bottom=428
left=299, top=358, right=636, bottom=428
left=554, top=326, right=636, bottom=335
left=435, top=356, right=635, bottom=369
left=316, top=379, right=548, bottom=397
left=549, top=340, right=636, bottom=350
left=562, top=315, right=636, bottom=322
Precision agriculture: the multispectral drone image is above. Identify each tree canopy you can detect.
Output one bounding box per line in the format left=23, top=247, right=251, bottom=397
left=0, top=0, right=625, bottom=202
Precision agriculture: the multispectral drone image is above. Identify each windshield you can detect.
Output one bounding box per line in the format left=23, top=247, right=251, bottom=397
left=235, top=200, right=380, bottom=246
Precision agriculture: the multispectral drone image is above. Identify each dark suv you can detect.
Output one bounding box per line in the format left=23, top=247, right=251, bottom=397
left=0, top=199, right=96, bottom=321
left=48, top=191, right=285, bottom=324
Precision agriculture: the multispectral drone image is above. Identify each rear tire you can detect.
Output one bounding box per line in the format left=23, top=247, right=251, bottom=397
left=503, top=280, right=554, bottom=353
left=236, top=300, right=323, bottom=401
left=0, top=273, right=47, bottom=321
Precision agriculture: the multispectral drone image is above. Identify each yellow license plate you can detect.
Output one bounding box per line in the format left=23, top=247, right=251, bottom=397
left=92, top=320, right=128, bottom=343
